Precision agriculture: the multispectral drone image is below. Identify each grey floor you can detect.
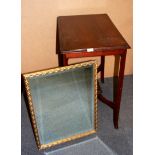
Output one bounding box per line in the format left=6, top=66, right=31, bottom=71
left=21, top=75, right=133, bottom=155
left=44, top=136, right=118, bottom=155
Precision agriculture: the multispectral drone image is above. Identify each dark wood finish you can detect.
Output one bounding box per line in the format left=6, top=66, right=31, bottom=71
left=98, top=94, right=114, bottom=109
left=113, top=51, right=127, bottom=128
left=56, top=14, right=130, bottom=129
left=57, top=14, right=130, bottom=53
left=101, top=56, right=105, bottom=82
left=62, top=54, right=68, bottom=66
left=64, top=50, right=125, bottom=58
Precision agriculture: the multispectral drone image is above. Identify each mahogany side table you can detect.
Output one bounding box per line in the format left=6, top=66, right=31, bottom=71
left=56, top=14, right=130, bottom=129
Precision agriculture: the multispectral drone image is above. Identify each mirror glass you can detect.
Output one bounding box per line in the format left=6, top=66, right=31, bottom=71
left=27, top=63, right=95, bottom=147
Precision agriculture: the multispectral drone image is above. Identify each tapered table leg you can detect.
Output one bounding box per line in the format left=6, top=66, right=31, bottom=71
left=101, top=56, right=105, bottom=83
left=113, top=51, right=127, bottom=129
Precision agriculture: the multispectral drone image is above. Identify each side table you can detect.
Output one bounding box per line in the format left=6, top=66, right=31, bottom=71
left=56, top=14, right=130, bottom=129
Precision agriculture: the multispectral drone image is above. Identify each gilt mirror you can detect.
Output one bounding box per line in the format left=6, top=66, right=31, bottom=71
left=23, top=61, right=97, bottom=150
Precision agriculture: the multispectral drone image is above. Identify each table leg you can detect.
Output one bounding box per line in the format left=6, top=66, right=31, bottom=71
left=113, top=55, right=120, bottom=100
left=113, top=51, right=127, bottom=129
left=58, top=54, right=63, bottom=66
left=62, top=54, right=68, bottom=66
left=101, top=56, right=105, bottom=83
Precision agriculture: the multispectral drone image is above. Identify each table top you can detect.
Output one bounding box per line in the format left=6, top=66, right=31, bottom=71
left=57, top=14, right=130, bottom=54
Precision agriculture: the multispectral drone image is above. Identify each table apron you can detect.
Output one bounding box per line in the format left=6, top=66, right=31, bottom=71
left=62, top=50, right=126, bottom=59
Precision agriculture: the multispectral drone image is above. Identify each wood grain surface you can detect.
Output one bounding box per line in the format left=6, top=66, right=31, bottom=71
left=57, top=14, right=130, bottom=53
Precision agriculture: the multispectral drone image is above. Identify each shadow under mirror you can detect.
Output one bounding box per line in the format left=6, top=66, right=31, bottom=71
left=44, top=136, right=117, bottom=155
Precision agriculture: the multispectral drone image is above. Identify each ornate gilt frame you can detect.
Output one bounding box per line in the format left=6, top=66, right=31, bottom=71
left=23, top=60, right=98, bottom=150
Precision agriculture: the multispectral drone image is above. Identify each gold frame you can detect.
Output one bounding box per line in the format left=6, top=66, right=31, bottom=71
left=23, top=60, right=98, bottom=150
